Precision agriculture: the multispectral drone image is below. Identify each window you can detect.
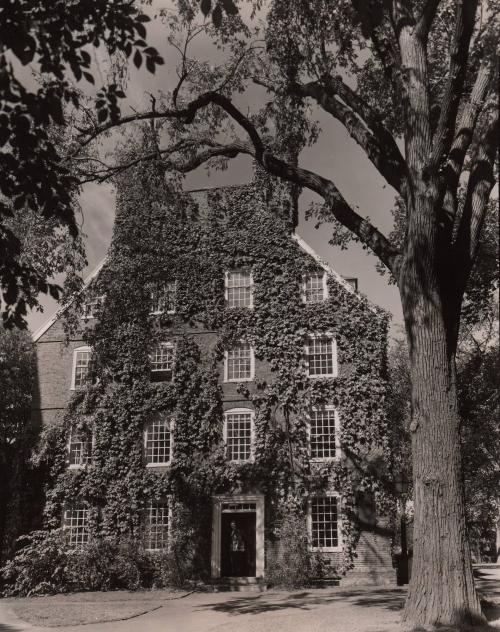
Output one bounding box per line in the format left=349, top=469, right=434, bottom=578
left=144, top=417, right=172, bottom=466
left=81, top=296, right=104, bottom=320
left=308, top=495, right=341, bottom=551
left=68, top=427, right=93, bottom=468
left=71, top=346, right=93, bottom=390
left=224, top=342, right=254, bottom=382
left=225, top=270, right=253, bottom=308
left=150, top=342, right=175, bottom=382
left=63, top=504, right=90, bottom=547
left=305, top=335, right=337, bottom=378
left=303, top=272, right=327, bottom=304
left=224, top=409, right=254, bottom=462
left=308, top=407, right=340, bottom=461
left=144, top=501, right=170, bottom=551
left=150, top=282, right=176, bottom=315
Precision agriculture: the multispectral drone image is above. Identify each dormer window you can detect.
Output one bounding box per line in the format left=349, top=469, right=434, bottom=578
left=150, top=342, right=175, bottom=382
left=302, top=272, right=327, bottom=304
left=150, top=281, right=176, bottom=315
left=81, top=296, right=104, bottom=320
left=225, top=270, right=253, bottom=308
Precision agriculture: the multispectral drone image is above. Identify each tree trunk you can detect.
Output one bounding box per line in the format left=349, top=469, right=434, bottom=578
left=401, top=288, right=484, bottom=628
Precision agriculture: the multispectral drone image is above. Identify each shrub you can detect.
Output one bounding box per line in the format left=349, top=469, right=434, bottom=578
left=66, top=539, right=148, bottom=591
left=266, top=510, right=326, bottom=588
left=1, top=531, right=152, bottom=596
left=1, top=530, right=71, bottom=596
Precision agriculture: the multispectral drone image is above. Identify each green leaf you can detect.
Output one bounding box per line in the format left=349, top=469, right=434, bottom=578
left=83, top=72, right=95, bottom=84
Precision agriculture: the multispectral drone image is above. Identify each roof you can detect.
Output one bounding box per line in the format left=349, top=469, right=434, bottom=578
left=32, top=201, right=379, bottom=342
left=32, top=259, right=107, bottom=342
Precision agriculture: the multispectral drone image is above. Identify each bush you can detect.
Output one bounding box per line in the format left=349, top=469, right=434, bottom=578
left=1, top=530, right=70, bottom=596
left=266, top=510, right=326, bottom=588
left=66, top=539, right=149, bottom=591
left=1, top=531, right=154, bottom=596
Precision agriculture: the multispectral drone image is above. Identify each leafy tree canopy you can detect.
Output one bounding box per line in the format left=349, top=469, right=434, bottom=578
left=0, top=0, right=164, bottom=328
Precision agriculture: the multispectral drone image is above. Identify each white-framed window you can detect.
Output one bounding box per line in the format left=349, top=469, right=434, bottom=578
left=224, top=408, right=254, bottom=462
left=144, top=500, right=170, bottom=551
left=225, top=270, right=253, bottom=309
left=224, top=342, right=255, bottom=382
left=68, top=426, right=93, bottom=469
left=81, top=296, right=104, bottom=320
left=71, top=346, right=93, bottom=390
left=150, top=281, right=176, bottom=315
left=63, top=504, right=90, bottom=547
left=302, top=272, right=328, bottom=304
left=144, top=417, right=172, bottom=466
left=150, top=342, right=175, bottom=382
left=305, top=334, right=337, bottom=378
left=308, top=494, right=342, bottom=552
left=308, top=407, right=340, bottom=461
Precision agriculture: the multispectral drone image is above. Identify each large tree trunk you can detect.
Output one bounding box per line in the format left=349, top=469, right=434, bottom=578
left=401, top=285, right=484, bottom=628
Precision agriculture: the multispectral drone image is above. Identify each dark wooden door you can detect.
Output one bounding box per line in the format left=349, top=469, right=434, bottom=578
left=221, top=512, right=256, bottom=577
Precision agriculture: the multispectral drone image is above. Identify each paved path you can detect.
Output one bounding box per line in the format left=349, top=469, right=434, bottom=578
left=1, top=566, right=499, bottom=632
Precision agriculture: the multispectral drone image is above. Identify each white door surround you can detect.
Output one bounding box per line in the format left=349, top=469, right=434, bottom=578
left=211, top=494, right=265, bottom=578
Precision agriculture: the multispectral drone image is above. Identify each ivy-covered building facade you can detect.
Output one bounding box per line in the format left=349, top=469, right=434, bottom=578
left=32, top=170, right=395, bottom=587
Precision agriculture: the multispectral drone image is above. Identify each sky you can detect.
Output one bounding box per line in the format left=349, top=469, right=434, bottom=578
left=27, top=2, right=404, bottom=339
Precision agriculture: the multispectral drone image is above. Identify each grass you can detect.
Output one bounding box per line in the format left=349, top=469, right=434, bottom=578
left=2, top=589, right=184, bottom=627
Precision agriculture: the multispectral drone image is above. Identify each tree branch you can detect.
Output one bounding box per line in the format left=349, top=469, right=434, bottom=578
left=440, top=61, right=493, bottom=228
left=78, top=89, right=400, bottom=270
left=430, top=0, right=479, bottom=169
left=453, top=112, right=498, bottom=288
left=415, top=0, right=442, bottom=41
left=289, top=79, right=407, bottom=195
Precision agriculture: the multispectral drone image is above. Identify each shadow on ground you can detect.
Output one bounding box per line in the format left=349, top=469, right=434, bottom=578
left=196, top=588, right=407, bottom=616
left=0, top=625, right=24, bottom=632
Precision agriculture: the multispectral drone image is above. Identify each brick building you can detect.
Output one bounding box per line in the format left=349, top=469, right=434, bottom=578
left=32, top=182, right=395, bottom=587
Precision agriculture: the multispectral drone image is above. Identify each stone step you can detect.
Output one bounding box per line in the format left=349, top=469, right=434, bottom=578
left=210, top=577, right=268, bottom=592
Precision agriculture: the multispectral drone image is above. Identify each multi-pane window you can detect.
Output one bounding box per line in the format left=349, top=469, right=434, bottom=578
left=150, top=282, right=176, bottom=315
left=72, top=347, right=93, bottom=390
left=303, top=272, right=327, bottom=304
left=224, top=409, right=254, bottom=462
left=81, top=296, right=104, bottom=320
left=305, top=335, right=337, bottom=378
left=145, top=417, right=172, bottom=466
left=63, top=505, right=90, bottom=547
left=309, top=407, right=339, bottom=460
left=225, top=270, right=253, bottom=308
left=309, top=496, right=340, bottom=551
left=68, top=427, right=93, bottom=468
left=150, top=342, right=175, bottom=382
left=144, top=501, right=170, bottom=550
left=225, top=342, right=254, bottom=382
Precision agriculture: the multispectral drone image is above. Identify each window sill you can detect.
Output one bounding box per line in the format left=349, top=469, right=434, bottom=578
left=309, top=546, right=342, bottom=553
left=145, top=462, right=171, bottom=468
left=224, top=378, right=254, bottom=383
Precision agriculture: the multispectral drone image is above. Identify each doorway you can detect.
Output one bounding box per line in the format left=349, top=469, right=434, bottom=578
left=211, top=495, right=265, bottom=579
left=221, top=511, right=256, bottom=577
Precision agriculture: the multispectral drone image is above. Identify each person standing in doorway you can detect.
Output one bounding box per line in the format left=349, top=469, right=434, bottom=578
left=229, top=520, right=246, bottom=576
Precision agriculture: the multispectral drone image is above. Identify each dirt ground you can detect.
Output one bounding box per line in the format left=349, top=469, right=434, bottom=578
left=0, top=566, right=499, bottom=632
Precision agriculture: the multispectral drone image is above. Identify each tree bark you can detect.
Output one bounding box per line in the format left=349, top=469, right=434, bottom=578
left=400, top=270, right=484, bottom=628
